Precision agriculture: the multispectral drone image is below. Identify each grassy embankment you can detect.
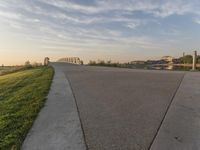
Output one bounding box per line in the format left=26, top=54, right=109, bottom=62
left=0, top=66, right=54, bottom=150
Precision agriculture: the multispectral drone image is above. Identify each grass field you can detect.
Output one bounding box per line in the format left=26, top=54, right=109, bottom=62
left=0, top=66, right=54, bottom=150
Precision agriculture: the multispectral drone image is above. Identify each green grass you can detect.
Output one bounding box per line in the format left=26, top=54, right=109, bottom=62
left=0, top=66, right=54, bottom=150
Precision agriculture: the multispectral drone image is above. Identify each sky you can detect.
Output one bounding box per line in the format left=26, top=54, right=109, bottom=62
left=1, top=0, right=200, bottom=65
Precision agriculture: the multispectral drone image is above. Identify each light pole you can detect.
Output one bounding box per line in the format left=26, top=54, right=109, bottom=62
left=192, top=51, right=197, bottom=71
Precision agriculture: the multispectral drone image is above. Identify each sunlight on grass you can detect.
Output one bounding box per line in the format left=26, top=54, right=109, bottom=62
left=0, top=66, right=54, bottom=150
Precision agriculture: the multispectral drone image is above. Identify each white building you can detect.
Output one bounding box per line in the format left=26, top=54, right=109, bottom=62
left=161, top=56, right=174, bottom=63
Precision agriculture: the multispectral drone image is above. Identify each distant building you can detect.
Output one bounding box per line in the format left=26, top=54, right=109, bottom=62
left=161, top=56, right=174, bottom=63
left=161, top=56, right=178, bottom=64
left=146, top=60, right=167, bottom=65
left=130, top=61, right=146, bottom=65
left=172, top=58, right=179, bottom=64
left=57, top=57, right=83, bottom=64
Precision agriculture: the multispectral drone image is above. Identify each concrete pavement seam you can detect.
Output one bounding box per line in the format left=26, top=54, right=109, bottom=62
left=64, top=73, right=89, bottom=150
left=148, top=72, right=186, bottom=150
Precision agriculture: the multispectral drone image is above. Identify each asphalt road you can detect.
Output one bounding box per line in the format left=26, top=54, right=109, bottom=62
left=53, top=63, right=185, bottom=150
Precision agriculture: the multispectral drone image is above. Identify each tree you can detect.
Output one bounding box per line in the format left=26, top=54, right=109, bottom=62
left=197, top=55, right=200, bottom=64
left=98, top=60, right=105, bottom=66
left=24, top=61, right=32, bottom=68
left=32, top=62, right=42, bottom=67
left=88, top=60, right=96, bottom=65
left=25, top=61, right=30, bottom=66
left=179, top=55, right=193, bottom=64
left=107, top=60, right=111, bottom=64
left=80, top=60, right=84, bottom=65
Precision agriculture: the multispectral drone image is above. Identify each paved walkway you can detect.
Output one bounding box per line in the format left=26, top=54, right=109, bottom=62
left=150, top=72, right=200, bottom=150
left=53, top=63, right=185, bottom=150
left=22, top=66, right=86, bottom=150
left=22, top=63, right=200, bottom=150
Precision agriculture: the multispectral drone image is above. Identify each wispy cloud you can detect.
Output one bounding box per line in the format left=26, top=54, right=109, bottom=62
left=0, top=11, right=21, bottom=19
left=39, top=0, right=200, bottom=17
left=0, top=0, right=200, bottom=62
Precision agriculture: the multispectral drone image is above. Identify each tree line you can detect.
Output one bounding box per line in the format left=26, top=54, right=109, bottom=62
left=179, top=55, right=200, bottom=64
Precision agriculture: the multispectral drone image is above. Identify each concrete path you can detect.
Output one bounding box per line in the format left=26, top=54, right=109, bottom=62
left=53, top=63, right=185, bottom=150
left=22, top=62, right=200, bottom=150
left=150, top=72, right=200, bottom=150
left=22, top=65, right=86, bottom=150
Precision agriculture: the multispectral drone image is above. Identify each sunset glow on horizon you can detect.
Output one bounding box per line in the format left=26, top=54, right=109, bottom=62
left=1, top=0, right=200, bottom=65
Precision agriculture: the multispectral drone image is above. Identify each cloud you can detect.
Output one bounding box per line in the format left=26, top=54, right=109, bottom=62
left=39, top=0, right=200, bottom=18
left=0, top=0, right=199, bottom=59
left=41, top=0, right=101, bottom=14
left=149, top=1, right=193, bottom=18
left=0, top=11, right=21, bottom=19
left=194, top=18, right=200, bottom=24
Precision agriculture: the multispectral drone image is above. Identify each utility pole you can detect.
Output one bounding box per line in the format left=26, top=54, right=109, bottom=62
left=192, top=51, right=197, bottom=71
left=183, top=52, right=185, bottom=66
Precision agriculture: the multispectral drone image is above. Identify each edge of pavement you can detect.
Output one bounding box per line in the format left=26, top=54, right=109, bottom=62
left=22, top=64, right=86, bottom=150
left=150, top=71, right=200, bottom=150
